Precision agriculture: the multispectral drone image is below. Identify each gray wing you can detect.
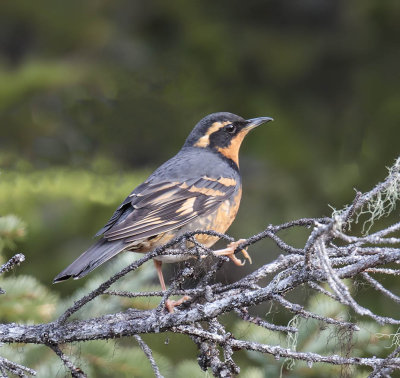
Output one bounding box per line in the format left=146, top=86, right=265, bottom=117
left=99, top=175, right=238, bottom=242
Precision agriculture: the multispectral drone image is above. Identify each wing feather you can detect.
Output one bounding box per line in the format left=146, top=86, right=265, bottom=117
left=101, top=176, right=237, bottom=242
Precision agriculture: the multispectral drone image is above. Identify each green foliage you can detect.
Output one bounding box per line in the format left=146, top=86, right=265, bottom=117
left=77, top=341, right=172, bottom=377
left=0, top=275, right=58, bottom=322
left=0, top=0, right=399, bottom=195
left=0, top=60, right=89, bottom=111
left=0, top=167, right=147, bottom=288
left=0, top=215, right=26, bottom=254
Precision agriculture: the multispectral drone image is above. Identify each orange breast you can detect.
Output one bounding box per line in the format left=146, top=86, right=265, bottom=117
left=192, top=187, right=242, bottom=247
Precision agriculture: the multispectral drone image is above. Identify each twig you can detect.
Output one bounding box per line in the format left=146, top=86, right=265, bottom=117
left=173, top=325, right=400, bottom=369
left=272, top=295, right=358, bottom=330
left=0, top=254, right=25, bottom=275
left=0, top=356, right=36, bottom=377
left=362, top=272, right=400, bottom=304
left=48, top=344, right=86, bottom=378
left=235, top=308, right=298, bottom=333
left=369, top=345, right=400, bottom=378
left=134, top=335, right=163, bottom=378
left=0, top=254, right=26, bottom=295
left=365, top=268, right=400, bottom=275
left=307, top=282, right=341, bottom=301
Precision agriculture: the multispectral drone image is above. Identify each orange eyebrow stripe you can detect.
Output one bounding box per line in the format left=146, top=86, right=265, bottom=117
left=194, top=121, right=232, bottom=148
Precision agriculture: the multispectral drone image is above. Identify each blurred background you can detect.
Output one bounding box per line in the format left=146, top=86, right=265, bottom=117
left=0, top=1, right=399, bottom=376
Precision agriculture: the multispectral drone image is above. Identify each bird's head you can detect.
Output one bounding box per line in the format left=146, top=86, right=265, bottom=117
left=184, top=112, right=273, bottom=167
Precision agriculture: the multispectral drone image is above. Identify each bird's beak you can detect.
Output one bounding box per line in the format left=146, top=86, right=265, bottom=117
left=244, top=116, right=274, bottom=130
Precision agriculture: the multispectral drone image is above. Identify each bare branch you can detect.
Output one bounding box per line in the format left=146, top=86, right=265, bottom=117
left=173, top=325, right=400, bottom=370
left=366, top=268, right=400, bottom=275
left=0, top=356, right=36, bottom=377
left=1, top=158, right=400, bottom=376
left=369, top=346, right=400, bottom=378
left=48, top=344, right=86, bottom=378
left=272, top=294, right=358, bottom=330
left=134, top=335, right=163, bottom=378
left=0, top=253, right=25, bottom=275
left=234, top=308, right=298, bottom=333
left=362, top=272, right=400, bottom=304
left=0, top=254, right=26, bottom=295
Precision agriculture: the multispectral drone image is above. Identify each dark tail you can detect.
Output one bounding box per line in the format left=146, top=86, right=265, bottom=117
left=53, top=239, right=125, bottom=283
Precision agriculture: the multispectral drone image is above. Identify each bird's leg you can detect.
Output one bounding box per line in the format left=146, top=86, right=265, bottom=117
left=154, top=259, right=167, bottom=291
left=213, top=239, right=252, bottom=266
left=153, top=259, right=190, bottom=313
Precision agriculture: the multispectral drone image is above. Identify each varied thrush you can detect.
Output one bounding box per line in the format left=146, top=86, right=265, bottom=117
left=54, top=112, right=273, bottom=311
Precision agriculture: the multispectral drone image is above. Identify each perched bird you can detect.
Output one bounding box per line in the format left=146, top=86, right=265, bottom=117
left=54, top=112, right=273, bottom=311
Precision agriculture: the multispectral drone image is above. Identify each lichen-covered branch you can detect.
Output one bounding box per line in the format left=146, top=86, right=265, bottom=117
left=1, top=157, right=400, bottom=377
left=0, top=356, right=37, bottom=377
left=134, top=335, right=163, bottom=378
left=0, top=253, right=25, bottom=277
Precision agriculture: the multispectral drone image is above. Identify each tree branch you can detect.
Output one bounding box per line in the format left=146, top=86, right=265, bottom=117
left=1, top=157, right=400, bottom=376
left=134, top=335, right=163, bottom=378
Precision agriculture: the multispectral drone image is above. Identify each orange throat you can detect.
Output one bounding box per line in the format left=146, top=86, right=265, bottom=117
left=216, top=129, right=249, bottom=167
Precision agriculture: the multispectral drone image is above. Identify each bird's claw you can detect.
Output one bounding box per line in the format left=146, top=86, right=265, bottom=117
left=213, top=239, right=251, bottom=266
left=165, top=295, right=191, bottom=313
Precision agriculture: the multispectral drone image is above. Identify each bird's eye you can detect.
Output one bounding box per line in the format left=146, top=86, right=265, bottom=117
left=224, top=124, right=236, bottom=134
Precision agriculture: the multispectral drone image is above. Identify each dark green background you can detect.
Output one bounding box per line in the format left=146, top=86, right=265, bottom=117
left=0, top=1, right=399, bottom=376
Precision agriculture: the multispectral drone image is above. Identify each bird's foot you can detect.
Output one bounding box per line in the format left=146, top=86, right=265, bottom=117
left=166, top=295, right=191, bottom=313
left=213, top=239, right=251, bottom=266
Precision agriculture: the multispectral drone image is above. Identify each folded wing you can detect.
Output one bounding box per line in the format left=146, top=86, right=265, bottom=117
left=100, top=176, right=238, bottom=242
